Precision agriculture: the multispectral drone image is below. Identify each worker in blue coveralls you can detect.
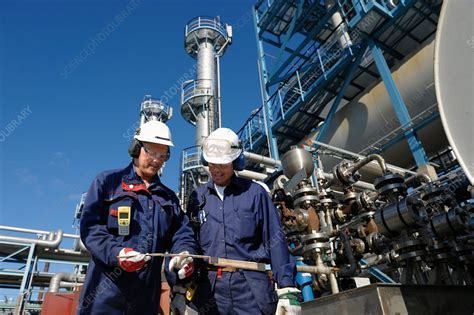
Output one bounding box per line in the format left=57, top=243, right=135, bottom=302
left=78, top=120, right=197, bottom=315
left=187, top=128, right=302, bottom=315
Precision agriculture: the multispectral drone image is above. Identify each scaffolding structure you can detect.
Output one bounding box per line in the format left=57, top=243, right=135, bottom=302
left=238, top=0, right=442, bottom=171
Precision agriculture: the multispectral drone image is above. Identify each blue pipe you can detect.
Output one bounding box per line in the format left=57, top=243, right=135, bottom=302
left=293, top=256, right=314, bottom=301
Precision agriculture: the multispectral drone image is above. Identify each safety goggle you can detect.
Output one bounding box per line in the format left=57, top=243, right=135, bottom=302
left=141, top=143, right=170, bottom=161
left=202, top=138, right=241, bottom=159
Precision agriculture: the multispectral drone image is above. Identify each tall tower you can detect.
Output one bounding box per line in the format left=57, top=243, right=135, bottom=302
left=140, top=94, right=173, bottom=125
left=181, top=16, right=232, bottom=146
left=179, top=16, right=232, bottom=208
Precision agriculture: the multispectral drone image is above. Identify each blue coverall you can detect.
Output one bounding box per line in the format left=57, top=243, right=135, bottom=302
left=187, top=176, right=296, bottom=314
left=78, top=163, right=197, bottom=315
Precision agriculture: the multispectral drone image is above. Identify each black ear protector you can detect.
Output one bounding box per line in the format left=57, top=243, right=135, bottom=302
left=128, top=128, right=142, bottom=158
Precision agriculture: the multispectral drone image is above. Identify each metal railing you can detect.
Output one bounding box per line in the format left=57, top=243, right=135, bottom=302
left=185, top=16, right=228, bottom=39
left=238, top=108, right=266, bottom=151
left=338, top=0, right=405, bottom=26
left=239, top=0, right=409, bottom=152
left=358, top=104, right=440, bottom=156
left=239, top=24, right=354, bottom=149
left=181, top=146, right=204, bottom=172
left=181, top=79, right=214, bottom=106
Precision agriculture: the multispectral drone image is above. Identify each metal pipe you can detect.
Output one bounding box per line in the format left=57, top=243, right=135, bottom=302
left=295, top=258, right=315, bottom=301
left=405, top=173, right=432, bottom=186
left=307, top=140, right=416, bottom=176
left=58, top=281, right=83, bottom=289
left=325, top=0, right=352, bottom=49
left=0, top=229, right=63, bottom=249
left=236, top=169, right=267, bottom=181
left=74, top=238, right=88, bottom=252
left=329, top=273, right=339, bottom=294
left=216, top=54, right=222, bottom=128
left=243, top=151, right=281, bottom=167
left=49, top=272, right=85, bottom=293
left=322, top=171, right=375, bottom=191
left=0, top=225, right=78, bottom=239
left=350, top=154, right=388, bottom=175
left=296, top=264, right=334, bottom=275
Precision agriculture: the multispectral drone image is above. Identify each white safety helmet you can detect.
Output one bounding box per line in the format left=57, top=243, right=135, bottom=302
left=202, top=128, right=242, bottom=164
left=135, top=120, right=174, bottom=147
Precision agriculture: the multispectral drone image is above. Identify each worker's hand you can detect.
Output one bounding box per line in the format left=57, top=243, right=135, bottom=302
left=169, top=251, right=194, bottom=279
left=118, top=248, right=151, bottom=272
left=275, top=287, right=302, bottom=315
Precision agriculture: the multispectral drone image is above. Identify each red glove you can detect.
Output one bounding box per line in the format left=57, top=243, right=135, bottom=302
left=118, top=248, right=150, bottom=272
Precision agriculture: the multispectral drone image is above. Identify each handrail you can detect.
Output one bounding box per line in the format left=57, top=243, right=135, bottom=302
left=185, top=16, right=227, bottom=39
left=181, top=79, right=213, bottom=105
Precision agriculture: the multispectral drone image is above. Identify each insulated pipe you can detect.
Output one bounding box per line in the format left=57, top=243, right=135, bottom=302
left=350, top=154, right=388, bottom=175
left=296, top=263, right=334, bottom=275
left=243, top=151, right=281, bottom=167
left=58, top=281, right=83, bottom=289
left=0, top=229, right=63, bottom=249
left=405, top=173, right=432, bottom=186
left=236, top=169, right=267, bottom=181
left=0, top=225, right=78, bottom=239
left=322, top=171, right=375, bottom=191
left=306, top=140, right=416, bottom=177
left=49, top=272, right=85, bottom=293
left=74, top=238, right=88, bottom=252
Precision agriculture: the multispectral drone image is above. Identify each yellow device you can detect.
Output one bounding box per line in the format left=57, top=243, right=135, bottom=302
left=186, top=283, right=197, bottom=301
left=117, top=206, right=131, bottom=236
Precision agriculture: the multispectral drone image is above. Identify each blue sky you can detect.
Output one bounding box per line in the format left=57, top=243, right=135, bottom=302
left=0, top=0, right=262, bottom=234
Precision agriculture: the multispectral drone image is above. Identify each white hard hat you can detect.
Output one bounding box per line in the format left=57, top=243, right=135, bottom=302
left=202, top=128, right=242, bottom=164
left=135, top=120, right=174, bottom=147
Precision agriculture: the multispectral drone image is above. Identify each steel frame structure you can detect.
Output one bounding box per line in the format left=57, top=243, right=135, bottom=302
left=238, top=0, right=442, bottom=169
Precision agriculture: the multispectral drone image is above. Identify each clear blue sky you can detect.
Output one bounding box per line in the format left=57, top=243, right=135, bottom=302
left=0, top=0, right=262, bottom=234
left=2, top=0, right=469, bottom=303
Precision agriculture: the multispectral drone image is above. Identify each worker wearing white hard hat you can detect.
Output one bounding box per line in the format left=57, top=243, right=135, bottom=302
left=79, top=120, right=197, bottom=315
left=186, top=128, right=301, bottom=315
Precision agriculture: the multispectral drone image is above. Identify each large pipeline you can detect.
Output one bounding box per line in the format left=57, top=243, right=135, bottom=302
left=49, top=272, right=85, bottom=293
left=0, top=229, right=63, bottom=249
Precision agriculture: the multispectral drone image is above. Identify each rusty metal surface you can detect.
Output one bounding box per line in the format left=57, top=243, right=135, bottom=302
left=41, top=292, right=80, bottom=315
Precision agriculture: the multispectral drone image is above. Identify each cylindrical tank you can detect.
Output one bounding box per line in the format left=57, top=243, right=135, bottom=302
left=318, top=36, right=447, bottom=174
left=281, top=148, right=315, bottom=179
left=314, top=1, right=474, bottom=183
left=434, top=0, right=474, bottom=184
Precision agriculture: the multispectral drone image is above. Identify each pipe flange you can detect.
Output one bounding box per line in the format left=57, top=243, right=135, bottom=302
left=293, top=187, right=318, bottom=197
left=294, top=195, right=320, bottom=207
left=374, top=173, right=407, bottom=200
left=393, top=239, right=425, bottom=251
left=303, top=242, right=331, bottom=254
left=301, top=232, right=329, bottom=244
left=397, top=250, right=425, bottom=263
left=333, top=162, right=361, bottom=186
